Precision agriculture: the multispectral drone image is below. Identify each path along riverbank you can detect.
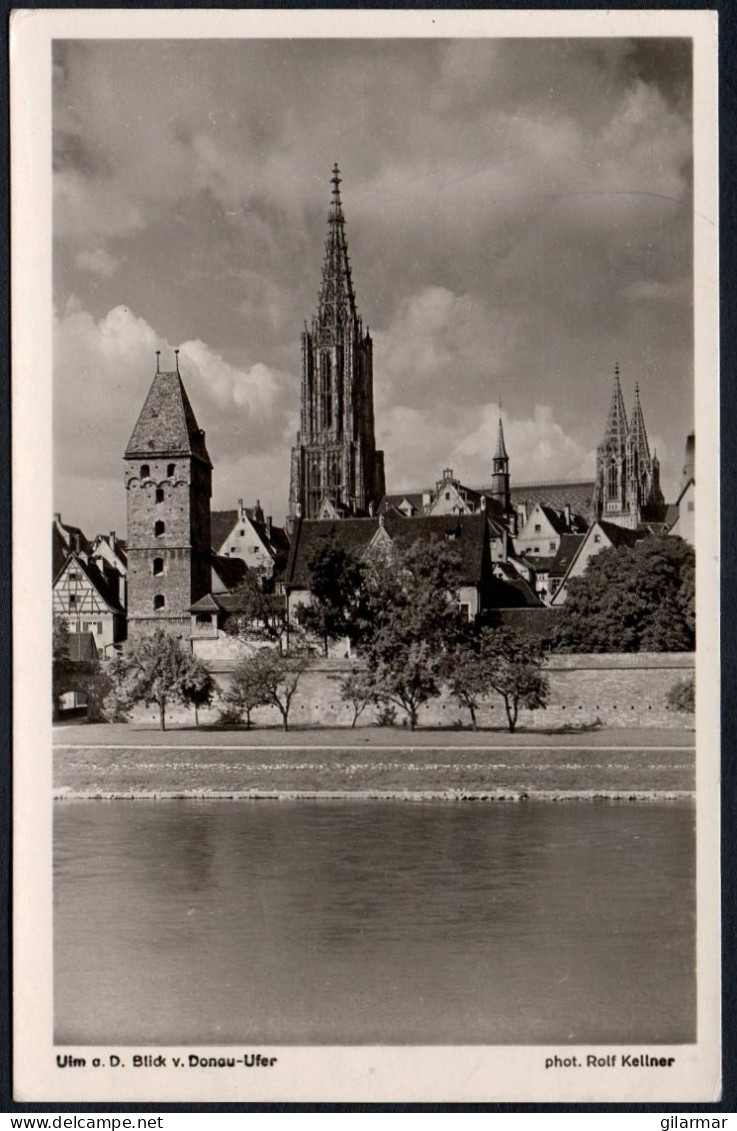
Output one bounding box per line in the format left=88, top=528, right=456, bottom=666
left=54, top=723, right=695, bottom=800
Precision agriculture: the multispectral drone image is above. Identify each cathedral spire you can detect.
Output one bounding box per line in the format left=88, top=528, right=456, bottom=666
left=317, top=162, right=356, bottom=329
left=603, top=362, right=629, bottom=448
left=628, top=381, right=651, bottom=462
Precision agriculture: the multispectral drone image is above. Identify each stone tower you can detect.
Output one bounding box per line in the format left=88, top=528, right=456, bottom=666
left=125, top=352, right=212, bottom=637
left=490, top=413, right=511, bottom=513
left=288, top=165, right=385, bottom=521
left=593, top=366, right=664, bottom=529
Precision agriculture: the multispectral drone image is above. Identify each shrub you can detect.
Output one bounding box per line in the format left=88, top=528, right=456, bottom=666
left=667, top=676, right=695, bottom=713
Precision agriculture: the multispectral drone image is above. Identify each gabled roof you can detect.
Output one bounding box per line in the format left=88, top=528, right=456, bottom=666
left=505, top=480, right=595, bottom=517
left=211, top=555, right=248, bottom=593
left=550, top=534, right=585, bottom=576
left=54, top=552, right=125, bottom=615
left=519, top=555, right=557, bottom=573
left=285, top=513, right=489, bottom=590
left=596, top=520, right=642, bottom=549
left=378, top=492, right=426, bottom=516
left=126, top=369, right=211, bottom=465
left=211, top=510, right=239, bottom=552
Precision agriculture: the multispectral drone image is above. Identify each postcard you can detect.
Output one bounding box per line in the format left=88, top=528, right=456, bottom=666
left=11, top=8, right=720, bottom=1104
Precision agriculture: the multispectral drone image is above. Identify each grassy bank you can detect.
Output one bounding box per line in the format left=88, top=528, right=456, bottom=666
left=53, top=724, right=695, bottom=799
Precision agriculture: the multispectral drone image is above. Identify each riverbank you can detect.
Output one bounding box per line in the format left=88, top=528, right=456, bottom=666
left=54, top=723, right=694, bottom=800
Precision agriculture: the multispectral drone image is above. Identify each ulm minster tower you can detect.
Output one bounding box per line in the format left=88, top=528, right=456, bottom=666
left=593, top=364, right=664, bottom=529
left=288, top=166, right=386, bottom=522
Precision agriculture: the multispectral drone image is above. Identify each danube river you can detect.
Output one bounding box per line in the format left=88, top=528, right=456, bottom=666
left=54, top=799, right=695, bottom=1045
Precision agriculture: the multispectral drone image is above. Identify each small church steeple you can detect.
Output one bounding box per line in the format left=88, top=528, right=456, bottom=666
left=490, top=409, right=511, bottom=513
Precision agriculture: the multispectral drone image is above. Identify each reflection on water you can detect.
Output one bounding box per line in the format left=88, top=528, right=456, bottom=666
left=54, top=800, right=695, bottom=1045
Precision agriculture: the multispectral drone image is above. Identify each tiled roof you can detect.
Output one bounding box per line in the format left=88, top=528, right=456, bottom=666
left=550, top=534, right=585, bottom=576
left=211, top=555, right=248, bottom=592
left=77, top=555, right=126, bottom=614
left=597, top=520, right=642, bottom=549
left=520, top=555, right=557, bottom=573
left=506, top=480, right=596, bottom=516
left=378, top=492, right=426, bottom=515
left=211, top=510, right=239, bottom=552
left=285, top=513, right=489, bottom=590
left=126, top=370, right=211, bottom=465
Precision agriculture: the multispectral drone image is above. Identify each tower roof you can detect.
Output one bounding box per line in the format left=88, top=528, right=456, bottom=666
left=316, top=163, right=357, bottom=328
left=628, top=382, right=651, bottom=462
left=601, top=364, right=629, bottom=449
left=494, top=414, right=509, bottom=460
left=125, top=365, right=211, bottom=465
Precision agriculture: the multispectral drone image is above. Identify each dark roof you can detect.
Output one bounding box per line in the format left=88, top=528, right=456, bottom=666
left=596, top=520, right=642, bottom=549
left=378, top=492, right=426, bottom=515
left=506, top=480, right=596, bottom=516
left=550, top=534, right=585, bottom=576
left=52, top=525, right=69, bottom=578
left=211, top=510, right=239, bottom=552
left=191, top=591, right=265, bottom=615
left=519, top=554, right=557, bottom=573
left=211, top=555, right=248, bottom=592
left=490, top=576, right=542, bottom=608
left=125, top=370, right=211, bottom=465
left=285, top=513, right=489, bottom=590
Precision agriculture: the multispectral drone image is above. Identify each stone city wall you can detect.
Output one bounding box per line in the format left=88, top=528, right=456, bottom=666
left=129, top=651, right=695, bottom=731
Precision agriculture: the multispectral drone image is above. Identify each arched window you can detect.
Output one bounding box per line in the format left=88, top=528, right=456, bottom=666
left=154, top=520, right=165, bottom=537
left=153, top=557, right=164, bottom=576
left=167, top=463, right=175, bottom=477
left=153, top=594, right=166, bottom=611
left=140, top=464, right=150, bottom=479
left=155, top=488, right=165, bottom=504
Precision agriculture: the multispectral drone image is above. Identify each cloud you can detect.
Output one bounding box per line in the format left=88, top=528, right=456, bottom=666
left=74, top=247, right=121, bottom=278
left=380, top=401, right=595, bottom=492
left=53, top=302, right=295, bottom=533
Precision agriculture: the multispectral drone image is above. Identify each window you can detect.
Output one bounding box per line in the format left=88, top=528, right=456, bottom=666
left=239, top=530, right=245, bottom=537
left=153, top=557, right=164, bottom=576
left=460, top=603, right=471, bottom=620
left=167, top=463, right=175, bottom=477
left=252, top=546, right=260, bottom=553
left=140, top=464, right=150, bottom=479
left=445, top=492, right=451, bottom=500
left=82, top=621, right=89, bottom=632
left=155, top=488, right=165, bottom=504
left=533, top=546, right=539, bottom=554
left=534, top=524, right=541, bottom=533
left=154, top=520, right=165, bottom=537
left=68, top=595, right=76, bottom=607
left=550, top=542, right=556, bottom=552
left=68, top=572, right=78, bottom=581
left=319, top=351, right=332, bottom=430
left=196, top=613, right=212, bottom=627
left=594, top=534, right=601, bottom=544
left=96, top=622, right=102, bottom=634
left=153, top=594, right=166, bottom=611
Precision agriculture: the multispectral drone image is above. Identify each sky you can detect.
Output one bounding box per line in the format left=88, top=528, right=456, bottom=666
left=52, top=37, right=694, bottom=535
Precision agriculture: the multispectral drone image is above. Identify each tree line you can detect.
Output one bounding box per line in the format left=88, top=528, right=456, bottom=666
left=53, top=533, right=695, bottom=730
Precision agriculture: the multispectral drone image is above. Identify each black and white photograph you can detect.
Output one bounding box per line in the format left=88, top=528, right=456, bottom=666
left=11, top=8, right=720, bottom=1104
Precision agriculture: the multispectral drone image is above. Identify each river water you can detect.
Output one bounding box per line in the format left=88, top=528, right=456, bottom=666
left=54, top=800, right=695, bottom=1045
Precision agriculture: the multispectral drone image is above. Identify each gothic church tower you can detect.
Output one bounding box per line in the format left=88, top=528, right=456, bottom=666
left=593, top=366, right=663, bottom=529
left=125, top=352, right=212, bottom=637
left=288, top=165, right=385, bottom=521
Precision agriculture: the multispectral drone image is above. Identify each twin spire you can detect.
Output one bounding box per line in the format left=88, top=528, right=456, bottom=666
left=155, top=349, right=180, bottom=375
left=603, top=363, right=652, bottom=460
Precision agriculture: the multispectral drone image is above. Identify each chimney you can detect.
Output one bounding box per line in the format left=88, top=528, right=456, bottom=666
left=564, top=504, right=572, bottom=528
left=266, top=515, right=273, bottom=538
left=54, top=512, right=61, bottom=524
left=73, top=533, right=81, bottom=553
left=422, top=492, right=431, bottom=509
left=109, top=530, right=116, bottom=547
left=480, top=495, right=487, bottom=511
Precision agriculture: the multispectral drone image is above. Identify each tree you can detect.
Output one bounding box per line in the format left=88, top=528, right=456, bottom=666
left=293, top=538, right=368, bottom=656
left=52, top=617, right=71, bottom=720
left=359, top=540, right=465, bottom=729
left=245, top=646, right=311, bottom=732
left=103, top=629, right=215, bottom=730
left=222, top=567, right=288, bottom=643
left=446, top=626, right=548, bottom=732
left=667, top=676, right=695, bottom=713
left=555, top=536, right=695, bottom=653
left=223, top=652, right=270, bottom=728
left=338, top=668, right=375, bottom=728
